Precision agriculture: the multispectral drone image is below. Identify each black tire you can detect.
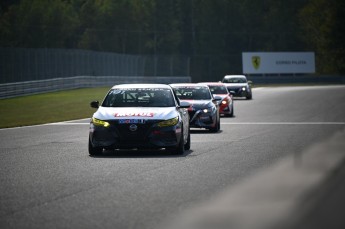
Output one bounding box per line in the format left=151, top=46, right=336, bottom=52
left=227, top=104, right=234, bottom=117
left=172, top=129, right=185, bottom=155
left=246, top=94, right=252, bottom=100
left=209, top=116, right=220, bottom=133
left=184, top=130, right=191, bottom=150
left=88, top=138, right=103, bottom=156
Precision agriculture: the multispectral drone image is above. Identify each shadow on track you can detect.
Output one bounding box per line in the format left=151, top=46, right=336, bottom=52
left=190, top=129, right=224, bottom=134
left=89, top=148, right=194, bottom=158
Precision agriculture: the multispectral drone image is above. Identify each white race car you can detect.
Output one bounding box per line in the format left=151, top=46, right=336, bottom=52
left=89, top=84, right=191, bottom=156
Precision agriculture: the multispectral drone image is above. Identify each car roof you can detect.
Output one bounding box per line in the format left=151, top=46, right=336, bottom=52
left=111, top=84, right=172, bottom=89
left=223, top=75, right=247, bottom=79
left=198, top=82, right=226, bottom=86
left=170, top=83, right=208, bottom=88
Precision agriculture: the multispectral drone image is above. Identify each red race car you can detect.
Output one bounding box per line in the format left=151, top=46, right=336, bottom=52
left=199, top=82, right=234, bottom=117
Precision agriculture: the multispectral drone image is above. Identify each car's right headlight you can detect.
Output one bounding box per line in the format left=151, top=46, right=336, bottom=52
left=92, top=117, right=110, bottom=128
left=202, top=107, right=214, bottom=113
left=157, top=117, right=179, bottom=127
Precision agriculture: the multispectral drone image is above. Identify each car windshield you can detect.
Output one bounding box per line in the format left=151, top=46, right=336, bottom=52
left=208, top=85, right=228, bottom=94
left=223, top=77, right=247, bottom=83
left=174, top=87, right=212, bottom=100
left=102, top=88, right=175, bottom=107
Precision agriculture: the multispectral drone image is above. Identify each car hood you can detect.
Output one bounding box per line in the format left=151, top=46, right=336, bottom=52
left=213, top=94, right=228, bottom=100
left=224, top=83, right=248, bottom=88
left=93, top=107, right=178, bottom=120
left=180, top=100, right=213, bottom=109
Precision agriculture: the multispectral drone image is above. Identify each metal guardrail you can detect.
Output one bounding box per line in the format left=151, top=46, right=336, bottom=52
left=0, top=76, right=191, bottom=99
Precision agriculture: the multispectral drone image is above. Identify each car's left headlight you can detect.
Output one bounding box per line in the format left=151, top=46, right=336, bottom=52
left=92, top=117, right=110, bottom=128
left=242, top=87, right=246, bottom=91
left=157, top=117, right=179, bottom=127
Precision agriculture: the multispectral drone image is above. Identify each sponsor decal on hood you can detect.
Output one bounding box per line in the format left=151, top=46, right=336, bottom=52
left=223, top=83, right=248, bottom=88
left=213, top=94, right=228, bottom=99
left=114, top=112, right=154, bottom=117
left=93, top=107, right=178, bottom=120
left=180, top=100, right=213, bottom=109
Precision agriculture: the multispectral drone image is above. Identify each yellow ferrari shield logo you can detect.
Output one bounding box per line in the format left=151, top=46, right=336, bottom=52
left=252, top=56, right=261, bottom=70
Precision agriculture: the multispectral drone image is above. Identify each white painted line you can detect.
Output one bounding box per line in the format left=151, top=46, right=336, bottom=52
left=61, top=118, right=90, bottom=123
left=25, top=121, right=345, bottom=127
left=222, top=122, right=345, bottom=125
left=2, top=121, right=345, bottom=131
left=48, top=123, right=89, bottom=125
left=52, top=121, right=345, bottom=126
left=0, top=118, right=90, bottom=130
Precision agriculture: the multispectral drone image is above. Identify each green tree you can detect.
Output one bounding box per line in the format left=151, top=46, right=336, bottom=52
left=300, top=0, right=345, bottom=74
left=147, top=0, right=182, bottom=55
left=78, top=0, right=155, bottom=54
left=1, top=0, right=343, bottom=77
left=0, top=0, right=79, bottom=48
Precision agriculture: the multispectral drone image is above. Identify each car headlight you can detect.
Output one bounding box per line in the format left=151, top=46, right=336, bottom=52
left=221, top=100, right=227, bottom=105
left=157, top=116, right=179, bottom=127
left=242, top=87, right=246, bottom=91
left=203, top=108, right=213, bottom=113
left=92, top=117, right=110, bottom=128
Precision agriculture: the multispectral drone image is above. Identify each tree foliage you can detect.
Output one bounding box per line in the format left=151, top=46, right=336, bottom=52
left=0, top=0, right=344, bottom=74
left=0, top=0, right=79, bottom=48
left=299, top=0, right=345, bottom=73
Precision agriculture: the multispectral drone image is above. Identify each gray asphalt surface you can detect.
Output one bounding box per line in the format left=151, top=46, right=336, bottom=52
left=0, top=85, right=344, bottom=229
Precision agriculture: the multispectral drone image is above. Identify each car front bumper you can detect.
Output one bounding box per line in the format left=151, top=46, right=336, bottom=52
left=227, top=87, right=251, bottom=98
left=89, top=121, right=182, bottom=150
left=188, top=110, right=217, bottom=129
left=219, top=104, right=232, bottom=115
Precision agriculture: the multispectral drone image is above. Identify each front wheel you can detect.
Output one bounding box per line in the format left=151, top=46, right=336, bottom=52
left=209, top=116, right=220, bottom=133
left=227, top=104, right=234, bottom=117
left=170, top=129, right=185, bottom=155
left=184, top=130, right=191, bottom=150
left=88, top=138, right=103, bottom=156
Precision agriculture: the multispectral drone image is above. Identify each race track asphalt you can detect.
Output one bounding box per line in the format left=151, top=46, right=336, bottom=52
left=0, top=85, right=344, bottom=229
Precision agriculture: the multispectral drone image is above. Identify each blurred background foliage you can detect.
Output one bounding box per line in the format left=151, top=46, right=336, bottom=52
left=1, top=0, right=344, bottom=78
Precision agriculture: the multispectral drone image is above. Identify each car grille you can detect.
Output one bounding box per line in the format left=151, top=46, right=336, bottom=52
left=110, top=120, right=158, bottom=143
left=227, top=86, right=241, bottom=94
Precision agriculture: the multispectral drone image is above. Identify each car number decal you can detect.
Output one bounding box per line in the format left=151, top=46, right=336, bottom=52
left=118, top=119, right=145, bottom=124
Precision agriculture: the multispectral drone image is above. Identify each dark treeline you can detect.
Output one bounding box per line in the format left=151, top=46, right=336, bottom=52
left=1, top=0, right=344, bottom=80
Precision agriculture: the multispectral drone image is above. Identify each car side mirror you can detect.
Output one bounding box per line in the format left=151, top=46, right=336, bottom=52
left=179, top=101, right=191, bottom=108
left=248, top=80, right=253, bottom=85
left=213, top=95, right=222, bottom=101
left=90, top=101, right=99, bottom=108
left=213, top=96, right=222, bottom=105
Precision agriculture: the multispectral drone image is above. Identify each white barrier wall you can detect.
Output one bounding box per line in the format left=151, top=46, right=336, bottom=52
left=242, top=52, right=315, bottom=74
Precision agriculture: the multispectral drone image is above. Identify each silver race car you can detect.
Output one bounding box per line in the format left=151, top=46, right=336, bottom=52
left=222, top=75, right=253, bottom=99
left=170, top=83, right=221, bottom=132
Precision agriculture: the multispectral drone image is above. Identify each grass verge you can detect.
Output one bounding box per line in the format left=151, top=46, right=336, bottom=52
left=0, top=87, right=109, bottom=128
left=1, top=84, right=341, bottom=128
